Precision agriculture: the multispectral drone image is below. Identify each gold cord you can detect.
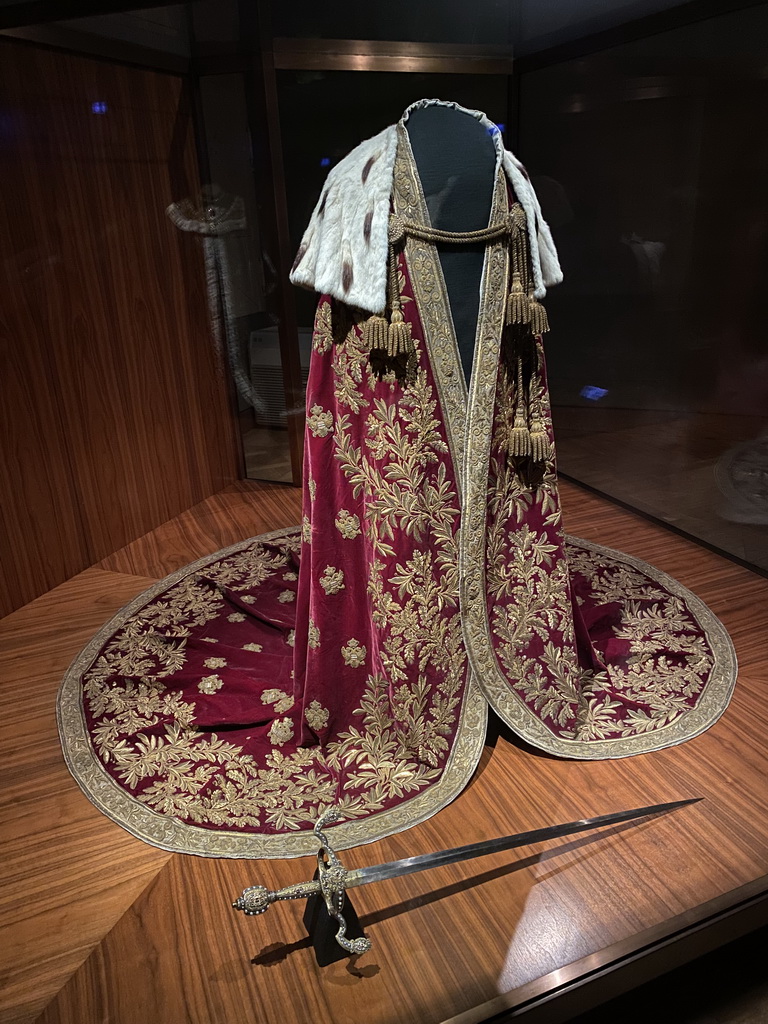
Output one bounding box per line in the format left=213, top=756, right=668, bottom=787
left=388, top=208, right=520, bottom=247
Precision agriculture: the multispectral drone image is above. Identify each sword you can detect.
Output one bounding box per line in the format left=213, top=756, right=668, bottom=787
left=233, top=798, right=700, bottom=955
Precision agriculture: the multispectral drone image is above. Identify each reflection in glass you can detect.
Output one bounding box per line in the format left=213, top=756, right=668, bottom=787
left=194, top=70, right=294, bottom=482
left=520, top=5, right=768, bottom=571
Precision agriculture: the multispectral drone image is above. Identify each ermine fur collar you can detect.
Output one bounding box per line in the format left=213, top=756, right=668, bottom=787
left=289, top=98, right=563, bottom=314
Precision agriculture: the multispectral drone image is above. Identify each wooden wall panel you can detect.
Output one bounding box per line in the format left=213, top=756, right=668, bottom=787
left=0, top=47, right=92, bottom=613
left=0, top=39, right=239, bottom=617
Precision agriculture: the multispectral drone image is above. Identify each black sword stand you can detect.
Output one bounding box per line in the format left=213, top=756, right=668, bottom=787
left=302, top=870, right=366, bottom=967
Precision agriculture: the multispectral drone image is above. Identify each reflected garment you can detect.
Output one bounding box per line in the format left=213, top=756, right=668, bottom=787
left=58, top=102, right=736, bottom=858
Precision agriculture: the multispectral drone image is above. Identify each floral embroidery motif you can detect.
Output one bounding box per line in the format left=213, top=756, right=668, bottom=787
left=278, top=590, right=295, bottom=604
left=335, top=509, right=361, bottom=539
left=308, top=478, right=317, bottom=501
left=302, top=516, right=312, bottom=543
left=227, top=613, right=246, bottom=623
left=203, top=657, right=227, bottom=669
left=320, top=566, right=345, bottom=595
left=262, top=689, right=295, bottom=714
left=283, top=572, right=298, bottom=582
left=313, top=301, right=333, bottom=353
left=308, top=405, right=334, bottom=438
left=332, top=315, right=374, bottom=414
left=268, top=717, right=294, bottom=746
left=243, top=643, right=263, bottom=652
left=341, top=638, right=366, bottom=668
left=241, top=595, right=255, bottom=604
left=308, top=620, right=320, bottom=649
left=286, top=630, right=295, bottom=647
left=305, top=701, right=330, bottom=732
left=198, top=674, right=223, bottom=694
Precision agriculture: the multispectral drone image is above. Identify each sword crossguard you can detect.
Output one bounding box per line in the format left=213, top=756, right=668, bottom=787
left=233, top=807, right=371, bottom=956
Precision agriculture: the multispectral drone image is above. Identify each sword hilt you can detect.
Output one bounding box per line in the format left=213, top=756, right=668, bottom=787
left=233, top=807, right=371, bottom=956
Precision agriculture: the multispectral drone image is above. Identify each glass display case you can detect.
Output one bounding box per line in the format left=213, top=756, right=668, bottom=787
left=3, top=0, right=765, bottom=566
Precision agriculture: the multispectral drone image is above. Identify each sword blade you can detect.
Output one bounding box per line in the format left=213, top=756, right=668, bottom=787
left=345, top=798, right=700, bottom=889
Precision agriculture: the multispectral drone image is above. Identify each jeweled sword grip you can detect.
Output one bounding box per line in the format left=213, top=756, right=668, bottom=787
left=233, top=879, right=322, bottom=916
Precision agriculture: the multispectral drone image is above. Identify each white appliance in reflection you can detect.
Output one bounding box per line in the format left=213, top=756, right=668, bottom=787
left=248, top=327, right=312, bottom=427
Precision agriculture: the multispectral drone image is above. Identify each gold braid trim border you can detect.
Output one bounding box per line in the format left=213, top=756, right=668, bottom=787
left=393, top=123, right=469, bottom=490
left=392, top=128, right=736, bottom=760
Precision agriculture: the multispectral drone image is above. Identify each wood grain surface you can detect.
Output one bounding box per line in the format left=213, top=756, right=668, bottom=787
left=1, top=480, right=766, bottom=1024
left=0, top=38, right=239, bottom=618
left=97, top=480, right=302, bottom=579
left=0, top=570, right=172, bottom=1024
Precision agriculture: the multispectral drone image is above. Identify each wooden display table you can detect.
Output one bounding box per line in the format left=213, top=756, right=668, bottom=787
left=2, top=480, right=766, bottom=1024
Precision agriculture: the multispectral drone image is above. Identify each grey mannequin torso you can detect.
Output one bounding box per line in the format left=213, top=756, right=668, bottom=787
left=406, top=106, right=498, bottom=383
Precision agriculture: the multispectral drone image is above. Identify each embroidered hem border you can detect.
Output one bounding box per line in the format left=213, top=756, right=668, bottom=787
left=484, top=536, right=738, bottom=757
left=57, top=528, right=735, bottom=858
left=56, top=527, right=488, bottom=859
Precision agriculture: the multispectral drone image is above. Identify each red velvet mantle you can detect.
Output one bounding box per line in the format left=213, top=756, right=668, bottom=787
left=57, top=141, right=736, bottom=858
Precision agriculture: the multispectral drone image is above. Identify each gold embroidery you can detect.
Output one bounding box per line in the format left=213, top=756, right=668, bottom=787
left=333, top=314, right=375, bottom=413
left=327, top=674, right=443, bottom=796
left=243, top=643, right=262, bottom=652
left=302, top=516, right=312, bottom=543
left=227, top=613, right=246, bottom=623
left=205, top=546, right=290, bottom=591
left=341, top=638, right=366, bottom=667
left=283, top=572, right=298, bottom=582
left=331, top=253, right=474, bottom=788
left=320, top=566, right=345, bottom=595
left=313, top=300, right=333, bottom=353
left=203, top=657, right=227, bottom=669
left=308, top=619, right=320, bottom=649
left=241, top=595, right=255, bottom=604
left=198, top=674, right=223, bottom=694
left=268, top=717, right=295, bottom=746
left=308, top=478, right=317, bottom=501
left=59, top=529, right=477, bottom=853
left=308, top=405, right=334, bottom=438
left=262, top=689, right=295, bottom=714
left=278, top=590, right=295, bottom=604
left=305, top=700, right=329, bottom=731
left=286, top=629, right=296, bottom=647
left=334, top=509, right=361, bottom=539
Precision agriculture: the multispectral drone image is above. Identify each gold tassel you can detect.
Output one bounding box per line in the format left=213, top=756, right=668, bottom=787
left=528, top=422, right=550, bottom=462
left=382, top=242, right=413, bottom=356
left=510, top=415, right=531, bottom=457
left=363, top=314, right=388, bottom=350
left=509, top=356, right=531, bottom=457
left=387, top=307, right=412, bottom=356
left=528, top=367, right=551, bottom=463
left=506, top=272, right=530, bottom=326
left=528, top=297, right=550, bottom=336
